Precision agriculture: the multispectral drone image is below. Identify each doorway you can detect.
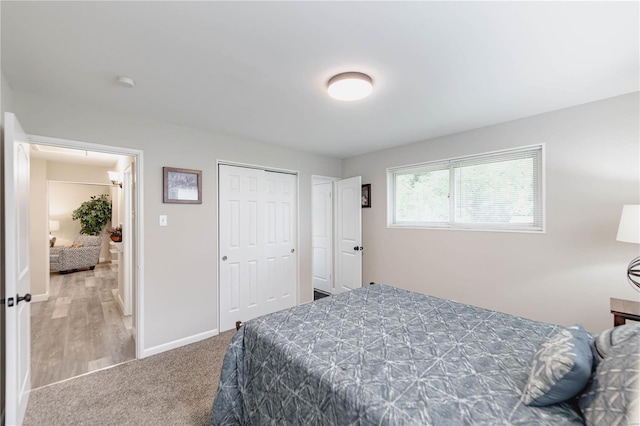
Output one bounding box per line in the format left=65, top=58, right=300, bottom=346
left=30, top=143, right=136, bottom=388
left=218, top=163, right=298, bottom=332
left=3, top=112, right=144, bottom=425
left=312, top=176, right=338, bottom=298
left=30, top=148, right=136, bottom=389
left=28, top=141, right=142, bottom=381
left=311, top=175, right=363, bottom=298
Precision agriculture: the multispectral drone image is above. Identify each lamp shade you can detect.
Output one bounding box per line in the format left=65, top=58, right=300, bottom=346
left=108, top=171, right=121, bottom=182
left=616, top=205, right=640, bottom=244
left=49, top=220, right=60, bottom=231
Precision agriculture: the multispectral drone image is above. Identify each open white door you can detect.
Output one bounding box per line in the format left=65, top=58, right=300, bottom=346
left=312, top=181, right=332, bottom=294
left=4, top=112, right=32, bottom=426
left=335, top=176, right=362, bottom=293
left=122, top=165, right=133, bottom=316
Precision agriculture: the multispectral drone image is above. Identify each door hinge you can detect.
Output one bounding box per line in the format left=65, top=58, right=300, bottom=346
left=1, top=297, right=15, bottom=307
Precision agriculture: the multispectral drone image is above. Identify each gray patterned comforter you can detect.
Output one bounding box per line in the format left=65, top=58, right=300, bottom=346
left=211, top=284, right=583, bottom=425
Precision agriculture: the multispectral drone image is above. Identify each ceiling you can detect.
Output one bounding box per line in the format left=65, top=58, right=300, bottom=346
left=30, top=144, right=122, bottom=168
left=2, top=2, right=638, bottom=159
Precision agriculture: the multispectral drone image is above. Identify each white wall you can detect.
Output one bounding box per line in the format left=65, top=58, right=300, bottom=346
left=12, top=92, right=343, bottom=352
left=47, top=161, right=115, bottom=185
left=29, top=158, right=49, bottom=298
left=343, top=93, right=640, bottom=333
left=111, top=156, right=135, bottom=230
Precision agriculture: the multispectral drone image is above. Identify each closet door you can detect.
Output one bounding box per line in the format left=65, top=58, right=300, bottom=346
left=264, top=171, right=297, bottom=313
left=218, top=165, right=297, bottom=332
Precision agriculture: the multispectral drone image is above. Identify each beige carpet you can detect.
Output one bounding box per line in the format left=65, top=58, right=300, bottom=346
left=24, top=330, right=236, bottom=426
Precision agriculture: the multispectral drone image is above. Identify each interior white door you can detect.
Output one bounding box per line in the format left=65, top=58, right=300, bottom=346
left=123, top=165, right=133, bottom=316
left=219, top=165, right=297, bottom=332
left=264, top=171, right=297, bottom=313
left=4, top=112, right=32, bottom=426
left=219, top=165, right=264, bottom=332
left=312, top=182, right=332, bottom=294
left=335, top=176, right=362, bottom=294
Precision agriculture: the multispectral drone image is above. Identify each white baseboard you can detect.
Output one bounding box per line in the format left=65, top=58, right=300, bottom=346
left=31, top=292, right=49, bottom=303
left=116, top=292, right=126, bottom=314
left=141, top=329, right=219, bottom=358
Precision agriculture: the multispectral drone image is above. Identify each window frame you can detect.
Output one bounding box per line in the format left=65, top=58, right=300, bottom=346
left=387, top=144, right=545, bottom=233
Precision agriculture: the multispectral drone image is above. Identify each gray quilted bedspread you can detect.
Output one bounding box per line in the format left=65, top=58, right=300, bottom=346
left=211, top=284, right=584, bottom=425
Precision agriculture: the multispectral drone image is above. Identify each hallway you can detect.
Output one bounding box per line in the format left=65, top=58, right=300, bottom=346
left=31, top=263, right=135, bottom=388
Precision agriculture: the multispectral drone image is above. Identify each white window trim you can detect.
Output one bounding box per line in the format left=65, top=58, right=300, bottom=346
left=387, top=144, right=546, bottom=234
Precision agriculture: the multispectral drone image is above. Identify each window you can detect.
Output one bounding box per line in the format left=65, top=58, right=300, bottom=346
left=388, top=145, right=544, bottom=232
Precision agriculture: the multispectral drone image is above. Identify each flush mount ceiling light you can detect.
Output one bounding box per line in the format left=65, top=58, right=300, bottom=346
left=116, top=76, right=135, bottom=88
left=327, top=72, right=373, bottom=101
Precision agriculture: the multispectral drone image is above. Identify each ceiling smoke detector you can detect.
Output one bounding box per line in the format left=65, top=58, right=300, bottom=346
left=116, top=76, right=135, bottom=88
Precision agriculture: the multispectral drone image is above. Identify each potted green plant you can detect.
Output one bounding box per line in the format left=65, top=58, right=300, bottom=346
left=110, top=226, right=122, bottom=242
left=71, top=194, right=112, bottom=236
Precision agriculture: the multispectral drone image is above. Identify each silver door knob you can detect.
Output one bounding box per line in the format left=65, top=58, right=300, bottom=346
left=222, top=256, right=228, bottom=261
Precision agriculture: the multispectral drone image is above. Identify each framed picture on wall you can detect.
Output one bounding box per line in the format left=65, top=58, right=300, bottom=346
left=362, top=183, right=371, bottom=208
left=163, top=167, right=202, bottom=204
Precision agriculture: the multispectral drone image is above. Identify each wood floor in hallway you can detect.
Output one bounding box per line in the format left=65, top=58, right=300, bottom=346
left=31, top=263, right=135, bottom=389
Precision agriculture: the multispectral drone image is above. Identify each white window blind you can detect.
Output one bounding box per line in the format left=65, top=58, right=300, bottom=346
left=389, top=145, right=544, bottom=232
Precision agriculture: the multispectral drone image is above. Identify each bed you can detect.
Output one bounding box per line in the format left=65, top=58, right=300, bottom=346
left=211, top=284, right=616, bottom=425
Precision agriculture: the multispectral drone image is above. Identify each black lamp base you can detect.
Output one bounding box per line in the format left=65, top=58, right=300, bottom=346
left=628, top=256, right=640, bottom=292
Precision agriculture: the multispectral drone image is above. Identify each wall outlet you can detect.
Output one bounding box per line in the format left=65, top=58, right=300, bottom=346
left=159, top=215, right=168, bottom=226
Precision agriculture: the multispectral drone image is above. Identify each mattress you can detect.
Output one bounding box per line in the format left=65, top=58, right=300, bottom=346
left=211, top=284, right=583, bottom=425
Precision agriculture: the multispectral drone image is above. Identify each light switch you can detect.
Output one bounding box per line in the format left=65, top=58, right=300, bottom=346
left=159, top=215, right=168, bottom=226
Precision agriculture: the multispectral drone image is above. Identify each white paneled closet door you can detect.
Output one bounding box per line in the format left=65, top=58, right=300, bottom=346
left=219, top=165, right=297, bottom=332
left=264, top=171, right=297, bottom=313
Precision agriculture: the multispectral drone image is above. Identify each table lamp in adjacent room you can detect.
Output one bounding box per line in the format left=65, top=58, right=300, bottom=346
left=49, top=220, right=60, bottom=247
left=616, top=205, right=640, bottom=291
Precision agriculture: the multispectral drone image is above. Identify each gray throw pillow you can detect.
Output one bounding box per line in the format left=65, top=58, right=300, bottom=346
left=579, top=324, right=640, bottom=426
left=522, top=324, right=593, bottom=407
left=591, top=322, right=640, bottom=366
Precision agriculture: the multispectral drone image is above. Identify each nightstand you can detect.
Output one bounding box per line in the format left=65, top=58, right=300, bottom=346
left=610, top=297, right=640, bottom=327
